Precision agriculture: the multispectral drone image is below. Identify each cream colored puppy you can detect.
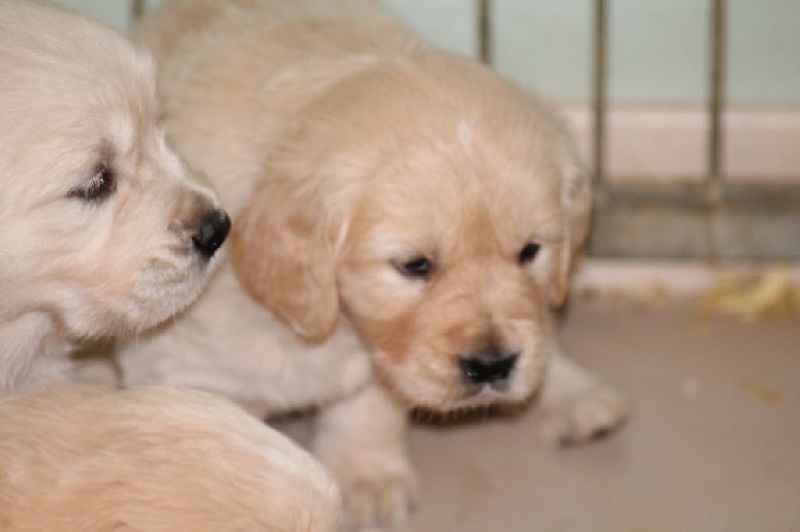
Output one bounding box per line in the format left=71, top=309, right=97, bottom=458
left=0, top=385, right=340, bottom=532
left=0, top=2, right=339, bottom=530
left=118, top=0, right=629, bottom=527
left=0, top=0, right=230, bottom=392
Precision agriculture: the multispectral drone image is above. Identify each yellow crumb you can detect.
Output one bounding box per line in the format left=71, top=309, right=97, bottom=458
left=740, top=380, right=782, bottom=404
left=699, top=266, right=798, bottom=322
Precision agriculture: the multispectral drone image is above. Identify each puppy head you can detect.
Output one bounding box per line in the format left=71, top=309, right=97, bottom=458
left=232, top=55, right=590, bottom=411
left=0, top=2, right=229, bottom=340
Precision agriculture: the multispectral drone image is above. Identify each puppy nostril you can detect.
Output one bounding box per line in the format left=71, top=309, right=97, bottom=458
left=192, top=209, right=231, bottom=258
left=458, top=351, right=518, bottom=385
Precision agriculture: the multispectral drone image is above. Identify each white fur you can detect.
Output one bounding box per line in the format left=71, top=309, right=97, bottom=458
left=0, top=3, right=340, bottom=530
left=0, top=0, right=227, bottom=392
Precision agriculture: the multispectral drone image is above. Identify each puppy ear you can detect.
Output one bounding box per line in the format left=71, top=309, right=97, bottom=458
left=229, top=183, right=339, bottom=343
left=550, top=150, right=592, bottom=307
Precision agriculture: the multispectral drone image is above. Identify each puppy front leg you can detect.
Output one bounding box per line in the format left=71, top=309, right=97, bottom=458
left=312, top=381, right=418, bottom=530
left=537, top=345, right=629, bottom=446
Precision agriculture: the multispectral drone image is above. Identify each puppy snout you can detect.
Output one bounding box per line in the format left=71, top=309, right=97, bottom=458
left=192, top=208, right=231, bottom=258
left=459, top=348, right=518, bottom=386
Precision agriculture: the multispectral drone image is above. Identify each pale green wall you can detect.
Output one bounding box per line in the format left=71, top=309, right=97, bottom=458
left=50, top=0, right=132, bottom=31
left=383, top=0, right=477, bottom=58
left=728, top=0, right=800, bottom=106
left=50, top=0, right=800, bottom=106
left=494, top=0, right=591, bottom=101
left=608, top=0, right=709, bottom=104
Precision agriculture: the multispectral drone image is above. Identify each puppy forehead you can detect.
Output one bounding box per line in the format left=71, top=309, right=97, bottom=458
left=354, top=153, right=564, bottom=257
left=1, top=90, right=154, bottom=189
left=0, top=52, right=157, bottom=166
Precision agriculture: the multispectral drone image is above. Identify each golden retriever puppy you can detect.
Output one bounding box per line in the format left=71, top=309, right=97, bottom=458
left=118, top=0, right=629, bottom=527
left=0, top=385, right=340, bottom=532
left=0, top=3, right=339, bottom=530
left=0, top=0, right=230, bottom=392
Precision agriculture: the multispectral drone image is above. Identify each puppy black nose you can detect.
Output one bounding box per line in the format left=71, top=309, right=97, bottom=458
left=192, top=209, right=230, bottom=258
left=458, top=349, right=518, bottom=386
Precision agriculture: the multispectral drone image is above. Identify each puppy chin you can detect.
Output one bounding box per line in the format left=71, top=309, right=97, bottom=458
left=132, top=253, right=223, bottom=329
left=129, top=286, right=204, bottom=333
left=56, top=254, right=220, bottom=340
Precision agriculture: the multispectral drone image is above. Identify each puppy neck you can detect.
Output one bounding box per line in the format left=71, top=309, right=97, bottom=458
left=0, top=311, right=68, bottom=394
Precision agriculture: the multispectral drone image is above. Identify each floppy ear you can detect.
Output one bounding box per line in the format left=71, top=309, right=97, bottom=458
left=550, top=148, right=592, bottom=307
left=229, top=183, right=339, bottom=343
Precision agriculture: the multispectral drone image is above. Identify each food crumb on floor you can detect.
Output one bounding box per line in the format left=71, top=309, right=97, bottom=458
left=698, top=266, right=799, bottom=322
left=740, top=379, right=782, bottom=405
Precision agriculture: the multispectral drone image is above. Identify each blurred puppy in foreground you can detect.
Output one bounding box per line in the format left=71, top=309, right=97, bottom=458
left=0, top=2, right=339, bottom=530
left=0, top=386, right=340, bottom=531
left=0, top=0, right=229, bottom=393
left=118, top=0, right=630, bottom=528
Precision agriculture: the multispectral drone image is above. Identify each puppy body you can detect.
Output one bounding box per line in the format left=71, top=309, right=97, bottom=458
left=1, top=3, right=339, bottom=530
left=120, top=0, right=629, bottom=527
left=0, top=0, right=227, bottom=392
left=0, top=386, right=340, bottom=532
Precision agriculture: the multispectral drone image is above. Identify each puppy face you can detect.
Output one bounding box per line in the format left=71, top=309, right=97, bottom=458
left=339, top=147, right=560, bottom=409
left=0, top=2, right=229, bottom=340
left=232, top=56, right=589, bottom=412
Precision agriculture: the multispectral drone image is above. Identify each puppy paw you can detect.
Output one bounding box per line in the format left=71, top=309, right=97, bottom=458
left=313, top=384, right=417, bottom=529
left=539, top=382, right=629, bottom=446
left=334, top=459, right=419, bottom=531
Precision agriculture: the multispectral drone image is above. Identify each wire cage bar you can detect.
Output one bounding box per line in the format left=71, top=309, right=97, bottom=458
left=584, top=0, right=799, bottom=260
left=131, top=0, right=145, bottom=21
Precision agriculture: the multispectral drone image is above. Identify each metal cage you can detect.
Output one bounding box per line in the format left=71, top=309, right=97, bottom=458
left=478, top=0, right=800, bottom=261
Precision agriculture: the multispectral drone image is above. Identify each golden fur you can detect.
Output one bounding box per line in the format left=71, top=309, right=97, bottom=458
left=0, top=2, right=339, bottom=530
left=0, top=386, right=340, bottom=531
left=113, top=0, right=629, bottom=527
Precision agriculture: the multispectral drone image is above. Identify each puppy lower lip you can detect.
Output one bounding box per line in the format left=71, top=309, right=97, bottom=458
left=461, top=383, right=510, bottom=400
left=489, top=380, right=511, bottom=393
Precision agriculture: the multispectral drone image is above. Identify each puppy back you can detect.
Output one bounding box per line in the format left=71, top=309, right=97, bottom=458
left=0, top=386, right=341, bottom=531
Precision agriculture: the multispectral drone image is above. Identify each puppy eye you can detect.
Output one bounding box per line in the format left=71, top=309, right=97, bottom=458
left=393, top=256, right=433, bottom=279
left=68, top=166, right=116, bottom=203
left=518, top=242, right=540, bottom=264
